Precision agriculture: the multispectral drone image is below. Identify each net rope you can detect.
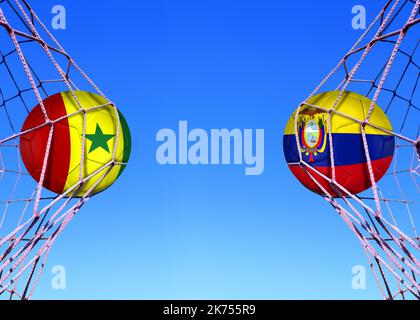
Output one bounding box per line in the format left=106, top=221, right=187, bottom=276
left=297, top=0, right=419, bottom=299
left=0, top=0, right=121, bottom=299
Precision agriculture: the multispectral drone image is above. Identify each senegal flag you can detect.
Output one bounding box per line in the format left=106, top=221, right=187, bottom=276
left=20, top=91, right=131, bottom=196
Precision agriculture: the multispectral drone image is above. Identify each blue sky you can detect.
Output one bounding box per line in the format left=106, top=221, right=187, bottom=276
left=6, top=0, right=406, bottom=299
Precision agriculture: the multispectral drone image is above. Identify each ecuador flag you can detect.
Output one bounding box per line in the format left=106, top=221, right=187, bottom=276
left=283, top=91, right=394, bottom=197
left=20, top=91, right=131, bottom=196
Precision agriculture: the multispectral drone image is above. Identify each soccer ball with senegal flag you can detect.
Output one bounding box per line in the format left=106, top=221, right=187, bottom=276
left=20, top=91, right=131, bottom=196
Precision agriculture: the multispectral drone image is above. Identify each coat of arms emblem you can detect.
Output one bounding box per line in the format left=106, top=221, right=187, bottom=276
left=297, top=108, right=328, bottom=162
